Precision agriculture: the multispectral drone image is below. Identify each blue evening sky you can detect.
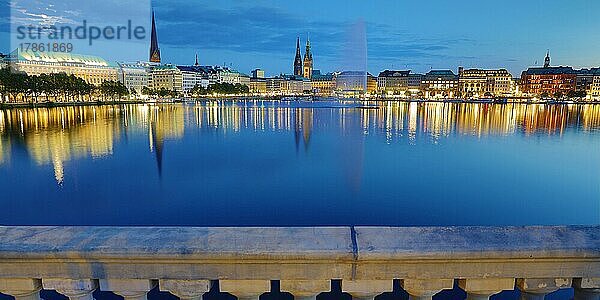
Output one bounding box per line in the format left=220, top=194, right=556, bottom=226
left=2, top=0, right=600, bottom=76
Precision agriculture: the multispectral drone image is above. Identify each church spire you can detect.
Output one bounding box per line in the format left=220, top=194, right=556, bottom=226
left=194, top=52, right=199, bottom=66
left=149, top=11, right=161, bottom=63
left=544, top=50, right=550, bottom=68
left=293, top=37, right=303, bottom=76
left=303, top=35, right=313, bottom=79
left=305, top=35, right=312, bottom=60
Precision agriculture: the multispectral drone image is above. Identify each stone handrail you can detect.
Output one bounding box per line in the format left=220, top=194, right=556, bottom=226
left=0, top=226, right=598, bottom=300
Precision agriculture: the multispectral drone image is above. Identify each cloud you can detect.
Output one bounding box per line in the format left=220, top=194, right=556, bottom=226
left=152, top=0, right=475, bottom=65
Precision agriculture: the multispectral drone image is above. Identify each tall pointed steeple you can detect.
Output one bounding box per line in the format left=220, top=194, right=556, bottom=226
left=543, top=50, right=550, bottom=68
left=194, top=52, right=199, bottom=66
left=149, top=11, right=161, bottom=63
left=293, top=37, right=303, bottom=76
left=303, top=35, right=313, bottom=79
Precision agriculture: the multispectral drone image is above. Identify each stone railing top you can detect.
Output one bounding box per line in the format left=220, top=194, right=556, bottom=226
left=0, top=225, right=598, bottom=261
left=0, top=226, right=354, bottom=260
left=0, top=225, right=598, bottom=280
left=355, top=226, right=600, bottom=260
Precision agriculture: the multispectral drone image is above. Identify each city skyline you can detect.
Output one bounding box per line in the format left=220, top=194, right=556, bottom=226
left=150, top=0, right=600, bottom=76
left=2, top=0, right=600, bottom=76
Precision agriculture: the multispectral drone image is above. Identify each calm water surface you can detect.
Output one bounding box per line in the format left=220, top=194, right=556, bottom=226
left=1, top=100, right=599, bottom=226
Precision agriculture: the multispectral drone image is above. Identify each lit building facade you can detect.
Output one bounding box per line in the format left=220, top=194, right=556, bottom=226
left=150, top=65, right=183, bottom=94
left=216, top=67, right=250, bottom=86
left=407, top=74, right=423, bottom=96
left=311, top=72, right=335, bottom=96
left=367, top=74, right=377, bottom=95
left=575, top=68, right=600, bottom=94
left=458, top=68, right=513, bottom=98
left=0, top=53, right=7, bottom=69
left=377, top=70, right=410, bottom=95
left=117, top=62, right=149, bottom=94
left=177, top=66, right=210, bottom=94
left=421, top=70, right=458, bottom=99
left=590, top=76, right=600, bottom=100
left=8, top=50, right=118, bottom=86
left=280, top=75, right=311, bottom=95
left=520, top=67, right=576, bottom=97
left=249, top=78, right=267, bottom=94
left=266, top=77, right=283, bottom=95
left=335, top=71, right=367, bottom=95
left=252, top=69, right=265, bottom=79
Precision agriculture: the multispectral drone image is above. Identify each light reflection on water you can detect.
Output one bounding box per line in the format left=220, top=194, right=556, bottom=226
left=0, top=101, right=599, bottom=226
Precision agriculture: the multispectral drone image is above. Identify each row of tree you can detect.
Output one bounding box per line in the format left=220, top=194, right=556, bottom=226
left=0, top=68, right=130, bottom=103
left=540, top=90, right=587, bottom=99
left=141, top=87, right=181, bottom=98
left=0, top=67, right=252, bottom=104
left=189, top=82, right=250, bottom=97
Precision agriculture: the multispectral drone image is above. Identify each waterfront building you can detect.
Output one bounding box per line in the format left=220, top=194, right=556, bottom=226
left=252, top=69, right=265, bottom=79
left=293, top=38, right=303, bottom=77
left=303, top=38, right=313, bottom=79
left=458, top=68, right=513, bottom=98
left=216, top=67, right=250, bottom=86
left=311, top=71, right=335, bottom=96
left=249, top=78, right=267, bottom=94
left=149, top=11, right=161, bottom=64
left=266, top=77, right=283, bottom=95
left=512, top=78, right=522, bottom=97
left=407, top=73, right=424, bottom=96
left=177, top=66, right=210, bottom=94
left=333, top=71, right=377, bottom=96
left=7, top=49, right=118, bottom=86
left=335, top=71, right=366, bottom=95
left=367, top=73, right=377, bottom=95
left=421, top=70, right=458, bottom=99
left=262, top=75, right=310, bottom=95
left=590, top=75, right=600, bottom=100
left=575, top=68, right=600, bottom=94
left=0, top=53, right=6, bottom=69
left=117, top=62, right=149, bottom=94
left=520, top=67, right=576, bottom=97
left=280, top=75, right=311, bottom=95
left=149, top=65, right=183, bottom=94
left=520, top=52, right=577, bottom=97
left=377, top=70, right=410, bottom=95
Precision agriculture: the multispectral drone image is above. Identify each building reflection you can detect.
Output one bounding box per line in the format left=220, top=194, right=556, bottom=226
left=0, top=104, right=184, bottom=185
left=1, top=102, right=600, bottom=184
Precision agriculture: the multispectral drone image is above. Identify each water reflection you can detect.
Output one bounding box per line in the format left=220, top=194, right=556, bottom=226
left=1, top=101, right=600, bottom=186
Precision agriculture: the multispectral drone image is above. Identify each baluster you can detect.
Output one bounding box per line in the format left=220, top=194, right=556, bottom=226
left=0, top=279, right=42, bottom=300
left=99, top=279, right=156, bottom=300
left=401, top=279, right=453, bottom=300
left=458, top=278, right=515, bottom=300
left=516, top=278, right=572, bottom=300
left=573, top=278, right=600, bottom=300
left=343, top=280, right=392, bottom=300
left=219, top=280, right=270, bottom=300
left=42, top=279, right=97, bottom=300
left=159, top=280, right=210, bottom=300
left=280, top=280, right=330, bottom=300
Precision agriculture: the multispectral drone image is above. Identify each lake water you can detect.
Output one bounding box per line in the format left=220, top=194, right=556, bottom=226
left=0, top=100, right=599, bottom=226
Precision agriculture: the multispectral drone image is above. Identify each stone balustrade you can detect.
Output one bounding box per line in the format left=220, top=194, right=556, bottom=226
left=0, top=226, right=598, bottom=300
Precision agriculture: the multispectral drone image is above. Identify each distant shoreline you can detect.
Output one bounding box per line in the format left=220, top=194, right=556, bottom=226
left=1, top=97, right=599, bottom=109
left=0, top=100, right=146, bottom=109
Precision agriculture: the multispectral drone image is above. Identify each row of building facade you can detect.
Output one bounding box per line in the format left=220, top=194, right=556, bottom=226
left=3, top=11, right=600, bottom=100
left=3, top=48, right=600, bottom=100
